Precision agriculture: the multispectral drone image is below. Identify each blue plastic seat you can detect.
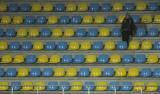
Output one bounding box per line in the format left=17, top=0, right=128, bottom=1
left=153, top=68, right=160, bottom=77
left=103, top=68, right=114, bottom=77
left=56, top=41, right=68, bottom=50
left=131, top=15, right=140, bottom=23
left=109, top=81, right=120, bottom=91
left=101, top=3, right=111, bottom=12
left=8, top=4, right=18, bottom=12
left=122, top=55, right=134, bottom=63
left=111, top=28, right=121, bottom=37
left=5, top=28, right=16, bottom=37
left=0, top=28, right=4, bottom=37
left=98, top=54, right=109, bottom=63
left=124, top=3, right=135, bottom=11
left=40, top=28, right=51, bottom=37
left=136, top=27, right=146, bottom=37
left=30, top=68, right=41, bottom=77
left=148, top=28, right=159, bottom=37
left=62, top=55, right=72, bottom=63
left=55, top=3, right=65, bottom=12
left=121, top=82, right=132, bottom=91
left=6, top=68, right=17, bottom=77
left=59, top=16, right=70, bottom=24
left=148, top=3, right=158, bottom=11
left=106, top=15, right=117, bottom=24
left=75, top=28, right=86, bottom=37
left=89, top=3, right=99, bottom=12
left=25, top=55, right=37, bottom=64
left=71, top=16, right=82, bottom=24
left=36, top=16, right=47, bottom=24
left=140, top=68, right=152, bottom=77
left=79, top=68, right=90, bottom=77
left=0, top=68, right=4, bottom=77
left=59, top=82, right=70, bottom=91
left=11, top=82, right=21, bottom=91
left=20, top=4, right=31, bottom=12
left=22, top=41, right=32, bottom=50
left=42, top=68, right=53, bottom=77
left=74, top=55, right=85, bottom=63
left=87, top=28, right=99, bottom=37
left=24, top=16, right=35, bottom=24
left=47, top=82, right=58, bottom=91
left=117, top=41, right=128, bottom=50
left=135, top=54, right=146, bottom=64
left=92, top=41, right=103, bottom=50
left=83, top=81, right=95, bottom=91
left=154, top=41, right=160, bottom=50
left=45, top=41, right=55, bottom=50
left=9, top=42, right=20, bottom=50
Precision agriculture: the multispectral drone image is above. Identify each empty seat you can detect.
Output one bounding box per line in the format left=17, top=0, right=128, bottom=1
left=106, top=15, right=117, bottom=24
left=66, top=68, right=77, bottom=77
left=121, top=82, right=132, bottom=91
left=1, top=16, right=11, bottom=24
left=33, top=41, right=44, bottom=50
left=148, top=3, right=158, bottom=11
left=17, top=68, right=29, bottom=77
left=136, top=2, right=147, bottom=11
left=82, top=15, right=93, bottom=24
left=64, top=28, right=74, bottom=37
left=11, top=82, right=21, bottom=91
left=111, top=28, right=121, bottom=37
left=78, top=3, right=88, bottom=11
left=12, top=16, right=23, bottom=24
left=148, top=28, right=159, bottom=37
left=132, top=15, right=140, bottom=23
left=17, top=28, right=28, bottom=37
left=68, top=41, right=79, bottom=50
left=136, top=27, right=146, bottom=37
left=66, top=3, right=76, bottom=12
left=94, top=15, right=105, bottom=24
left=128, top=68, right=139, bottom=77
left=141, top=40, right=152, bottom=50
left=22, top=41, right=32, bottom=50
left=92, top=41, right=103, bottom=50
left=9, top=41, right=20, bottom=50
left=122, top=54, right=134, bottom=63
left=62, top=55, right=72, bottom=63
left=37, top=55, right=48, bottom=63
left=8, top=4, right=18, bottom=12
left=88, top=28, right=99, bottom=37
left=85, top=54, right=97, bottom=63
left=98, top=54, right=109, bottom=63
left=0, top=68, right=4, bottom=77
left=99, top=28, right=110, bottom=37
left=49, top=55, right=60, bottom=64
left=20, top=3, right=31, bottom=12
left=133, top=82, right=145, bottom=91
left=110, top=54, right=121, bottom=64
left=36, top=16, right=47, bottom=24
left=59, top=16, right=70, bottom=24
left=153, top=68, right=160, bottom=77
left=71, top=16, right=82, bottom=24
left=90, top=68, right=102, bottom=77
left=54, top=68, right=65, bottom=77
left=47, top=82, right=58, bottom=91
left=45, top=41, right=56, bottom=50
left=52, top=28, right=62, bottom=37
left=48, top=16, right=58, bottom=24
left=71, top=81, right=83, bottom=91
left=103, top=68, right=114, bottom=77
left=0, top=3, right=7, bottom=12
left=83, top=81, right=95, bottom=91
left=128, top=40, right=140, bottom=50
left=34, top=81, right=45, bottom=91
left=140, top=68, right=152, bottom=77
left=56, top=41, right=68, bottom=50
left=74, top=55, right=85, bottom=63
left=30, top=68, right=41, bottom=77
left=6, top=68, right=17, bottom=77
left=0, top=82, right=9, bottom=90
left=31, top=3, right=41, bottom=12
left=117, top=41, right=128, bottom=50
left=95, top=81, right=107, bottom=91
left=80, top=41, right=91, bottom=50
left=108, top=81, right=120, bottom=91
left=135, top=54, right=146, bottom=63
left=0, top=28, right=4, bottom=37
left=0, top=41, right=8, bottom=50
left=79, top=68, right=90, bottom=77
left=124, top=3, right=135, bottom=11
left=28, top=28, right=39, bottom=37
left=13, top=55, right=24, bottom=63
left=22, top=82, right=33, bottom=91
left=154, top=15, right=160, bottom=23
left=118, top=15, right=125, bottom=23
left=113, top=3, right=123, bottom=11
left=146, top=82, right=158, bottom=92
left=147, top=54, right=158, bottom=64
left=89, top=3, right=99, bottom=12
left=141, top=15, right=152, bottom=23
left=115, top=68, right=127, bottom=77
left=42, top=68, right=53, bottom=77
left=104, top=41, right=115, bottom=50
left=1, top=54, right=12, bottom=64
left=25, top=55, right=37, bottom=64
left=59, top=82, right=70, bottom=91
left=43, top=3, right=53, bottom=12
left=5, top=28, right=16, bottom=37
left=55, top=3, right=65, bottom=12
left=101, top=3, right=111, bottom=12
left=75, top=28, right=86, bottom=37
left=24, top=16, right=35, bottom=24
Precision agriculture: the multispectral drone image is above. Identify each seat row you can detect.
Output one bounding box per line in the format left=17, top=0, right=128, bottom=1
left=0, top=2, right=158, bottom=12
left=0, top=81, right=159, bottom=91
left=0, top=54, right=159, bottom=64
left=0, top=40, right=160, bottom=51
left=0, top=67, right=160, bottom=77
left=1, top=15, right=160, bottom=24
left=0, top=27, right=159, bottom=37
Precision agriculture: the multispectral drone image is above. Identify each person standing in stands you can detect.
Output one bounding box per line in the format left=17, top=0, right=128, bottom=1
left=121, top=13, right=136, bottom=46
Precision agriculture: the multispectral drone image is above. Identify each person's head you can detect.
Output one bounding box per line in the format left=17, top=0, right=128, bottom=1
left=125, top=12, right=131, bottom=19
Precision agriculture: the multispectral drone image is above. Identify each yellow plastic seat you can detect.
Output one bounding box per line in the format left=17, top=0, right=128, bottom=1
left=0, top=3, right=7, bottom=12
left=141, top=40, right=152, bottom=50
left=99, top=28, right=110, bottom=37
left=64, top=28, right=74, bottom=37
left=34, top=82, right=45, bottom=91
left=141, top=15, right=152, bottom=23
left=115, top=68, right=127, bottom=77
left=31, top=3, right=41, bottom=12
left=118, top=15, right=125, bottom=23
left=13, top=55, right=24, bottom=63
left=71, top=81, right=83, bottom=91
left=0, top=41, right=8, bottom=50
left=146, top=82, right=158, bottom=92
left=110, top=54, right=121, bottom=64
left=128, top=40, right=140, bottom=50
left=136, top=2, right=147, bottom=11
left=85, top=54, right=97, bottom=63
left=1, top=16, right=11, bottom=24
left=104, top=41, right=115, bottom=50
left=37, top=55, right=48, bottom=63
left=95, top=81, right=107, bottom=91
left=154, top=15, right=160, bottom=23
left=1, top=54, right=12, bottom=64
left=28, top=28, right=39, bottom=37
left=78, top=3, right=88, bottom=11
left=128, top=68, right=139, bottom=77
left=0, top=82, right=9, bottom=90
left=94, top=15, right=105, bottom=24
left=91, top=68, right=102, bottom=77
left=147, top=54, right=158, bottom=64
left=54, top=68, right=65, bottom=77
left=33, top=41, right=44, bottom=50
left=66, top=3, right=76, bottom=12
left=113, top=3, right=123, bottom=11
left=12, top=16, right=23, bottom=24
left=80, top=41, right=91, bottom=50
left=66, top=68, right=77, bottom=77
left=82, top=15, right=93, bottom=24
left=133, top=82, right=145, bottom=91
left=17, top=68, right=29, bottom=77
left=49, top=55, right=60, bottom=64
left=68, top=41, right=79, bottom=50
left=43, top=3, right=53, bottom=12
left=52, top=28, right=62, bottom=37
left=17, top=28, right=28, bottom=37
left=22, top=82, right=33, bottom=91
left=48, top=16, right=58, bottom=24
